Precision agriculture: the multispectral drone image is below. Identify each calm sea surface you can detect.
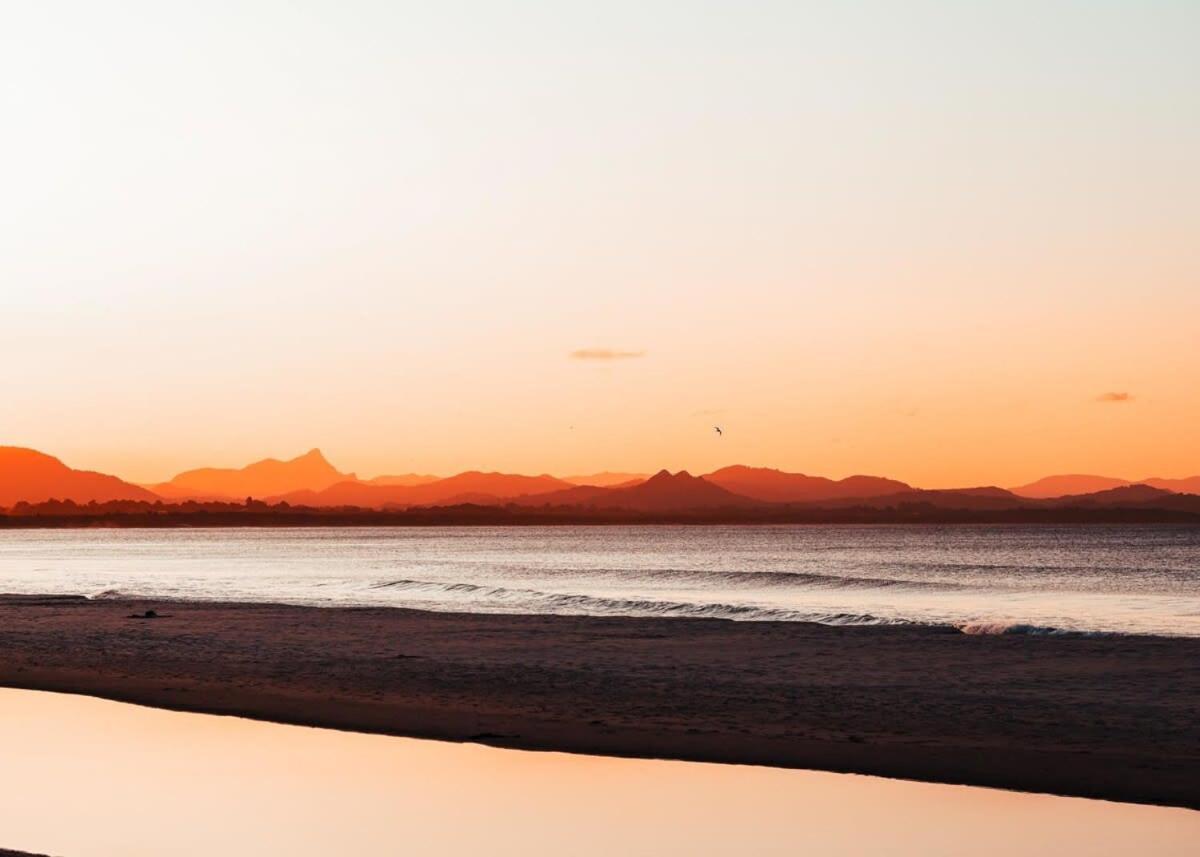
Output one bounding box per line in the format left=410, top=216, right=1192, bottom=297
left=1, top=524, right=1198, bottom=637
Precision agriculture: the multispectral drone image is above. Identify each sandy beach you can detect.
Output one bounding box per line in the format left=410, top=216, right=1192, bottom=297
left=0, top=595, right=1196, bottom=809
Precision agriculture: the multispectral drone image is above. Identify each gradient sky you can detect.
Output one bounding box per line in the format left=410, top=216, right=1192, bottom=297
left=2, top=1, right=1198, bottom=487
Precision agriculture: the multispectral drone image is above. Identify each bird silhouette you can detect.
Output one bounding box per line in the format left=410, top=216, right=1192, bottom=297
left=714, top=426, right=723, bottom=436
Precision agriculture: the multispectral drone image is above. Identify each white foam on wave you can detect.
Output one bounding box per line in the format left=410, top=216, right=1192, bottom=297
left=956, top=621, right=1111, bottom=637
left=366, top=577, right=914, bottom=625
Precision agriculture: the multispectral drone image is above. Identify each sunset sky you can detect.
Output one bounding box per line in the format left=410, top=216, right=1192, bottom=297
left=3, top=2, right=1197, bottom=487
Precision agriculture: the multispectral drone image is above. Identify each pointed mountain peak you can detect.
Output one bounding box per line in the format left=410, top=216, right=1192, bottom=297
left=154, top=447, right=352, bottom=499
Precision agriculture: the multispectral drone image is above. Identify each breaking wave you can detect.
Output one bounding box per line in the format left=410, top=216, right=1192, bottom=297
left=388, top=567, right=971, bottom=593
left=956, top=621, right=1112, bottom=637
left=367, top=577, right=910, bottom=625
left=630, top=568, right=969, bottom=592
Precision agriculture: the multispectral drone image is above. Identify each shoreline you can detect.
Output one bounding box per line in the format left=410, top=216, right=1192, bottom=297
left=7, top=518, right=1200, bottom=523
left=5, top=509, right=1200, bottom=528
left=13, top=591, right=1195, bottom=641
left=0, top=596, right=1196, bottom=809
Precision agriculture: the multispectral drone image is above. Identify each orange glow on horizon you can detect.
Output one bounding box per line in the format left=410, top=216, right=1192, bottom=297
left=2, top=4, right=1197, bottom=488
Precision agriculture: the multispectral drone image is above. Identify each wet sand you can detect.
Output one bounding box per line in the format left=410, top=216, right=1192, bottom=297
left=0, top=596, right=1196, bottom=809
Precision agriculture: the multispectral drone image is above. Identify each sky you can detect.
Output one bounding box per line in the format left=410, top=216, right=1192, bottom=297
left=2, top=1, right=1198, bottom=487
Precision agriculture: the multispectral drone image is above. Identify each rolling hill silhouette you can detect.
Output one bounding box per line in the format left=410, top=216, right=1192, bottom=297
left=703, top=465, right=910, bottom=502
left=1012, top=474, right=1200, bottom=499
left=1048, top=484, right=1176, bottom=506
left=562, top=472, right=649, bottom=487
left=366, top=473, right=441, bottom=487
left=1141, top=477, right=1200, bottom=495
left=148, top=449, right=353, bottom=500
left=514, top=470, right=761, bottom=511
left=559, top=470, right=648, bottom=484
left=836, top=486, right=1030, bottom=510
left=272, top=471, right=574, bottom=508
left=1010, top=474, right=1133, bottom=499
left=519, top=477, right=1046, bottom=514
left=0, top=447, right=158, bottom=507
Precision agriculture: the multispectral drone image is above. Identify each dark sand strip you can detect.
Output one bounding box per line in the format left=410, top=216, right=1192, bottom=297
left=0, top=597, right=1196, bottom=809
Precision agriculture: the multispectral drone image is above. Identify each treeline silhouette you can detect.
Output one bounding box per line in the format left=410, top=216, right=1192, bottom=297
left=2, top=497, right=1199, bottom=528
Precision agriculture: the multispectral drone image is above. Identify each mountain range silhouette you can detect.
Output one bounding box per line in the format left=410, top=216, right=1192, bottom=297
left=2, top=446, right=1198, bottom=514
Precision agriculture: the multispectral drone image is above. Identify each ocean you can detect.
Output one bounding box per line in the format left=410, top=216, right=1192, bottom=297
left=1, top=524, right=1197, bottom=637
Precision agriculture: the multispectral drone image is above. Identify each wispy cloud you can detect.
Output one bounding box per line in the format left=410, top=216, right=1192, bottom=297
left=569, top=348, right=646, bottom=361
left=1096, top=391, right=1133, bottom=403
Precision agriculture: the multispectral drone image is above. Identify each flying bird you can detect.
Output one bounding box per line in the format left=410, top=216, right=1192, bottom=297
left=714, top=426, right=723, bottom=436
